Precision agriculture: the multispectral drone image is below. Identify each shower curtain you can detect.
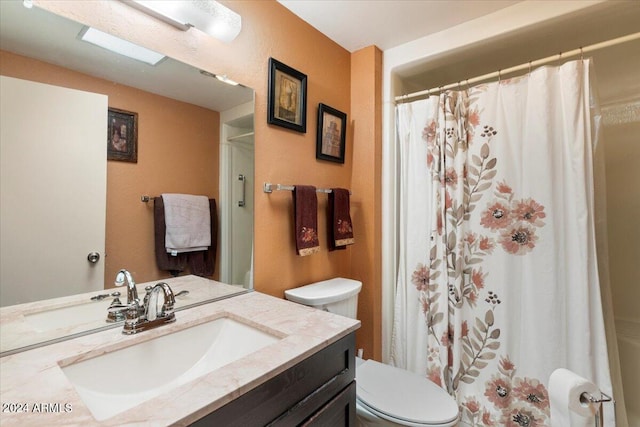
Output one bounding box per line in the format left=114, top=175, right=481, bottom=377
left=391, top=59, right=616, bottom=426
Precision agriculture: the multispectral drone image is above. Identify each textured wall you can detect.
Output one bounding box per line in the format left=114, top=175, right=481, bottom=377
left=0, top=50, right=220, bottom=284
left=31, top=0, right=383, bottom=359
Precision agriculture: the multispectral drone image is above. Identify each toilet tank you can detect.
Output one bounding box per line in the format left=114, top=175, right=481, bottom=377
left=284, top=278, right=362, bottom=319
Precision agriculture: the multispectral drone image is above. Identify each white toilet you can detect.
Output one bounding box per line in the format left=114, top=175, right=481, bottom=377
left=285, top=278, right=460, bottom=427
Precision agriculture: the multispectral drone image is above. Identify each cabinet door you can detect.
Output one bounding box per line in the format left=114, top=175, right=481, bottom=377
left=301, top=382, right=356, bottom=427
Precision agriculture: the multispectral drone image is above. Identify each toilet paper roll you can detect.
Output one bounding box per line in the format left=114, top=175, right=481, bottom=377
left=549, top=368, right=601, bottom=427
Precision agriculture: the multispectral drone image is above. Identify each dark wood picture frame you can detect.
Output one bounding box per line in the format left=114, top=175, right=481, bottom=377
left=267, top=58, right=307, bottom=133
left=107, top=107, right=138, bottom=162
left=316, top=103, right=346, bottom=164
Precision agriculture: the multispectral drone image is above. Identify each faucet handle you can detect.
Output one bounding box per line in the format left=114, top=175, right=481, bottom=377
left=123, top=300, right=142, bottom=327
left=107, top=302, right=132, bottom=313
left=108, top=300, right=140, bottom=318
left=106, top=295, right=126, bottom=323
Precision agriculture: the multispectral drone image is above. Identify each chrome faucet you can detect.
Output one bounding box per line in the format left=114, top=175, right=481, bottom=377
left=114, top=269, right=139, bottom=306
left=108, top=280, right=176, bottom=334
left=107, top=269, right=144, bottom=323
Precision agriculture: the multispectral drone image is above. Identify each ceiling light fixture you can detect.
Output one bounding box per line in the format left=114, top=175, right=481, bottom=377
left=214, top=74, right=239, bottom=86
left=79, top=27, right=166, bottom=65
left=122, top=0, right=242, bottom=43
left=199, top=70, right=240, bottom=86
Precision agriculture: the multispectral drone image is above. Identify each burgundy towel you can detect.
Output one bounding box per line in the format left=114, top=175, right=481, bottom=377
left=154, top=197, right=217, bottom=277
left=188, top=199, right=217, bottom=277
left=293, top=185, right=320, bottom=256
left=328, top=188, right=354, bottom=251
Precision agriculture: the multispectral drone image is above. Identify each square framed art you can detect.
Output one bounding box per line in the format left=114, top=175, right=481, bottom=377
left=267, top=58, right=307, bottom=133
left=316, top=103, right=346, bottom=163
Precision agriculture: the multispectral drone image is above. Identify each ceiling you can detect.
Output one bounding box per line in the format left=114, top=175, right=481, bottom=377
left=278, top=0, right=640, bottom=97
left=277, top=0, right=522, bottom=52
left=3, top=1, right=638, bottom=107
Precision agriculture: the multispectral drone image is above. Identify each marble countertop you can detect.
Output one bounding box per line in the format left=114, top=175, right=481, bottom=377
left=0, top=289, right=360, bottom=426
left=0, top=275, right=246, bottom=355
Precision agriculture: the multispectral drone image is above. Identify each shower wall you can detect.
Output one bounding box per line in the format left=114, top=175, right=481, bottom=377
left=602, top=107, right=640, bottom=427
left=590, top=34, right=640, bottom=427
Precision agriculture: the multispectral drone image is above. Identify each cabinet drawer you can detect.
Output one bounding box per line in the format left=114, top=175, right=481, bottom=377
left=190, top=332, right=355, bottom=426
left=301, top=381, right=356, bottom=426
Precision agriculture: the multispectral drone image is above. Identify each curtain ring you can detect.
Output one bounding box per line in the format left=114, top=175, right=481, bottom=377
left=580, top=47, right=584, bottom=61
left=466, top=79, right=470, bottom=91
left=528, top=61, right=532, bottom=76
left=498, top=69, right=502, bottom=83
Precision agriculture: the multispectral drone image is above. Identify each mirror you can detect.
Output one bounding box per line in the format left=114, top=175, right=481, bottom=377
left=0, top=1, right=254, bottom=355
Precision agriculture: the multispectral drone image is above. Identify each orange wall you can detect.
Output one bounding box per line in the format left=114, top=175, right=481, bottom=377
left=351, top=46, right=383, bottom=360
left=0, top=50, right=220, bottom=285
left=33, top=0, right=383, bottom=358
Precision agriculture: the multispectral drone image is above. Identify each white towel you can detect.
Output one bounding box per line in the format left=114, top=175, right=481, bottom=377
left=162, top=193, right=211, bottom=254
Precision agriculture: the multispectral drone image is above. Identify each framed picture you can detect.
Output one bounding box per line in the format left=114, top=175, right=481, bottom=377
left=316, top=103, right=346, bottom=164
left=107, top=107, right=138, bottom=162
left=267, top=58, right=307, bottom=133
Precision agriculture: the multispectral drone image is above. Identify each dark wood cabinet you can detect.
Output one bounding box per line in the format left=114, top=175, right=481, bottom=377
left=300, top=382, right=356, bottom=426
left=190, top=332, right=356, bottom=427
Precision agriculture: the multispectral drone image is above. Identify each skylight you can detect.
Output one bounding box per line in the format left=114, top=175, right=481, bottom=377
left=79, top=27, right=165, bottom=66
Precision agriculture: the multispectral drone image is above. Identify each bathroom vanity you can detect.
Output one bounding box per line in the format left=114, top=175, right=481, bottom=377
left=0, top=279, right=359, bottom=426
left=193, top=333, right=356, bottom=426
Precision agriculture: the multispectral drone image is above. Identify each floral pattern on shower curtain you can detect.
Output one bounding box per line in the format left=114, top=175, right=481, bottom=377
left=392, top=59, right=614, bottom=427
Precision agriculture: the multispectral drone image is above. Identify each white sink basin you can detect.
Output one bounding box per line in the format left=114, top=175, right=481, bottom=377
left=24, top=299, right=111, bottom=332
left=61, top=316, right=281, bottom=421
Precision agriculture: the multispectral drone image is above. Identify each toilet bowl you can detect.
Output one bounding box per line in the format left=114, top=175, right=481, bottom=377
left=285, top=278, right=460, bottom=427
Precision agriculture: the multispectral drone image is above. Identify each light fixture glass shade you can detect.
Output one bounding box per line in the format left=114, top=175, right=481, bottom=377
left=79, top=27, right=166, bottom=65
left=215, top=74, right=239, bottom=86
left=124, top=0, right=242, bottom=42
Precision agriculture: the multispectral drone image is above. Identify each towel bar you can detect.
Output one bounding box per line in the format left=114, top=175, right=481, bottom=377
left=141, top=195, right=155, bottom=203
left=263, top=182, right=351, bottom=195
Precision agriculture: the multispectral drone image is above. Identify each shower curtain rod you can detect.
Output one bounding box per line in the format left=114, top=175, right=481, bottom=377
left=395, top=32, right=640, bottom=102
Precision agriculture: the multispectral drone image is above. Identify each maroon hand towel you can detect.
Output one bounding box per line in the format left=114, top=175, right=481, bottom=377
left=328, top=188, right=354, bottom=250
left=293, top=185, right=320, bottom=256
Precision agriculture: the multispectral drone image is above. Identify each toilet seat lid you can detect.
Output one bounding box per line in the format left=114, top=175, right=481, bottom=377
left=284, top=278, right=361, bottom=306
left=356, top=360, right=459, bottom=426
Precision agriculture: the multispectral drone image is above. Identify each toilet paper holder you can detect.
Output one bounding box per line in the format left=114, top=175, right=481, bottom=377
left=581, top=392, right=613, bottom=427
